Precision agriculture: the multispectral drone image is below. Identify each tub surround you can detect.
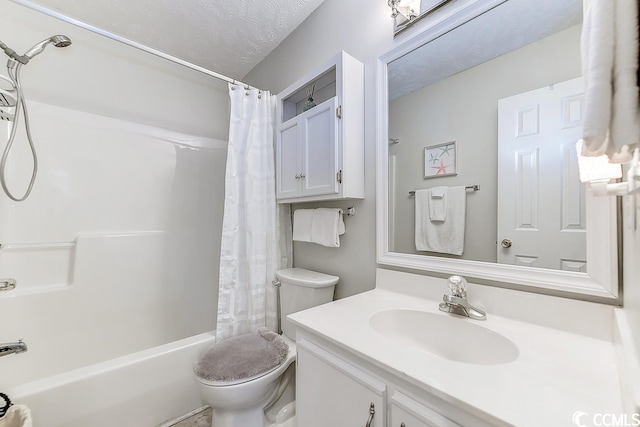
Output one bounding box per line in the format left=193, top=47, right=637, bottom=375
left=289, top=269, right=635, bottom=426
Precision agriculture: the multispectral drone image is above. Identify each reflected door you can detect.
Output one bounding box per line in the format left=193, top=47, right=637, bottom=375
left=497, top=77, right=586, bottom=271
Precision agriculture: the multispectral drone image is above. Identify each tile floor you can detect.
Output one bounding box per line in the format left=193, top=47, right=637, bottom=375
left=167, top=407, right=212, bottom=427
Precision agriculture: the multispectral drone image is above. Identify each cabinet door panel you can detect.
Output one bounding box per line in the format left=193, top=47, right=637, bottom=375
left=297, top=342, right=385, bottom=427
left=276, top=120, right=302, bottom=199
left=302, top=98, right=339, bottom=197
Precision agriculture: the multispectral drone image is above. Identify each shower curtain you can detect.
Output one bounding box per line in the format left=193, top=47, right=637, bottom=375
left=216, top=83, right=291, bottom=341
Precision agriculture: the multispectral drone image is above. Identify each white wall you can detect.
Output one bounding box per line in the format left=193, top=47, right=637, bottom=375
left=0, top=0, right=229, bottom=386
left=623, top=197, right=640, bottom=354
left=389, top=25, right=581, bottom=261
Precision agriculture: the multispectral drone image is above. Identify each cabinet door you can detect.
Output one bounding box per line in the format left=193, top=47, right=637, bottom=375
left=276, top=119, right=302, bottom=199
left=297, top=340, right=385, bottom=427
left=301, top=97, right=339, bottom=197
left=390, top=391, right=462, bottom=427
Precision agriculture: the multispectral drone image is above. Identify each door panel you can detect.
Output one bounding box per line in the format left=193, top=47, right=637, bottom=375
left=497, top=78, right=586, bottom=271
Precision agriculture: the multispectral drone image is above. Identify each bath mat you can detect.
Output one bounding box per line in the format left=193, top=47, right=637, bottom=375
left=194, top=327, right=289, bottom=382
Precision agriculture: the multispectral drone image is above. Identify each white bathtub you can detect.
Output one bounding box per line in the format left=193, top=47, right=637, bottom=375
left=6, top=332, right=215, bottom=427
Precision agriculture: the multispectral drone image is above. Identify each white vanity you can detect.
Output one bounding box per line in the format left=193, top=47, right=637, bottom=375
left=289, top=269, right=636, bottom=427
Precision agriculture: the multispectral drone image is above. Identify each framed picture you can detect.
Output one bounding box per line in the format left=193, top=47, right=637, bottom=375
left=424, top=141, right=457, bottom=178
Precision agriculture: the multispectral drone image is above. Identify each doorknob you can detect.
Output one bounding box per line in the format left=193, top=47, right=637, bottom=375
left=501, top=239, right=512, bottom=248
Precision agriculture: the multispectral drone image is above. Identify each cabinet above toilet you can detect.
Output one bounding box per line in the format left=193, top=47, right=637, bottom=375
left=275, top=51, right=365, bottom=203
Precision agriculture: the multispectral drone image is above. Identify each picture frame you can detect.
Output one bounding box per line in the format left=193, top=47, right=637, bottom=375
left=423, top=141, right=457, bottom=178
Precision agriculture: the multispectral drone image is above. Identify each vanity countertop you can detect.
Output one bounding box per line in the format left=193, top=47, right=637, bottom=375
left=288, top=270, right=625, bottom=427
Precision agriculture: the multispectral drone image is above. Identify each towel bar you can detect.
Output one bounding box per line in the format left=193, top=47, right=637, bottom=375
left=339, top=207, right=356, bottom=217
left=409, top=185, right=479, bottom=196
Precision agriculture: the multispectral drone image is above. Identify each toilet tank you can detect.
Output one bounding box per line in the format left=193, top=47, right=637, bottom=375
left=276, top=268, right=338, bottom=339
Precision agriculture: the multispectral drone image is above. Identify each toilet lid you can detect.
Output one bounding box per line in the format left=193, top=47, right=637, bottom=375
left=193, top=327, right=289, bottom=384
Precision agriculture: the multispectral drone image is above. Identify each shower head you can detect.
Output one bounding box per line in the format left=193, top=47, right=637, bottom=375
left=23, top=35, right=72, bottom=60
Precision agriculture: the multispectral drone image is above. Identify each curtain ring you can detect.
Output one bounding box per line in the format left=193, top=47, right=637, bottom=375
left=258, top=90, right=262, bottom=99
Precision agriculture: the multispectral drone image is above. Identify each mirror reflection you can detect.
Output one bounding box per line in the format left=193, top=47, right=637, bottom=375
left=387, top=0, right=594, bottom=273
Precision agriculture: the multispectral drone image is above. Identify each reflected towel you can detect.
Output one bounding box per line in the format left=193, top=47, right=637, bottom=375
left=415, top=186, right=466, bottom=255
left=0, top=405, right=33, bottom=427
left=429, top=186, right=448, bottom=222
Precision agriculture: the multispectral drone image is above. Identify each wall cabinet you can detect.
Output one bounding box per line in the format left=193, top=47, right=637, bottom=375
left=276, top=51, right=364, bottom=203
left=296, top=332, right=491, bottom=427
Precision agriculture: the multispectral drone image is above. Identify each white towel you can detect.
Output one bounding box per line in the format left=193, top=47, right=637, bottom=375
left=415, top=186, right=466, bottom=255
left=310, top=208, right=345, bottom=248
left=581, top=0, right=640, bottom=162
left=292, top=209, right=313, bottom=242
left=0, top=405, right=33, bottom=427
left=429, top=186, right=447, bottom=222
left=292, top=208, right=345, bottom=247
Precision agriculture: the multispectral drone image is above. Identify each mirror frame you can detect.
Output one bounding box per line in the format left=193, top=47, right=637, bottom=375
left=375, top=0, right=621, bottom=302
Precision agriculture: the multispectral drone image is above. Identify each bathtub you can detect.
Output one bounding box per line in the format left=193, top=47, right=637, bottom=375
left=6, top=332, right=215, bottom=427
left=0, top=102, right=225, bottom=426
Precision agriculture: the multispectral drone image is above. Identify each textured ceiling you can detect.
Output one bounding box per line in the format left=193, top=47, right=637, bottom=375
left=19, top=0, right=325, bottom=80
left=389, top=0, right=583, bottom=100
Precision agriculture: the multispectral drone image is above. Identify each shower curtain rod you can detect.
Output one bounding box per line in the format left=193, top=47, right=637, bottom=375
left=9, top=0, right=256, bottom=90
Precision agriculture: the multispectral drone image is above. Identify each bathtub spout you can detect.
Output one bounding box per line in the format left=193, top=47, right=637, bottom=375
left=0, top=339, right=27, bottom=357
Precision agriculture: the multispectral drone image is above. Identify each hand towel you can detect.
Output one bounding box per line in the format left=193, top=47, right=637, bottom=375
left=311, top=208, right=345, bottom=248
left=581, top=0, right=640, bottom=162
left=0, top=405, right=33, bottom=427
left=429, top=186, right=448, bottom=222
left=415, top=186, right=466, bottom=255
left=292, top=209, right=313, bottom=242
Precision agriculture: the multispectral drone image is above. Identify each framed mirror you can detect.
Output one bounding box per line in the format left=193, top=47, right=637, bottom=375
left=376, top=0, right=621, bottom=301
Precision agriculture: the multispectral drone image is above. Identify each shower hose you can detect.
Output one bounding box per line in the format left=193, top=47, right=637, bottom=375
left=0, top=60, right=38, bottom=202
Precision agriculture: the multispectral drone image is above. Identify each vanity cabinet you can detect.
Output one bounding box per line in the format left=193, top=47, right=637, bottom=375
left=275, top=51, right=364, bottom=203
left=295, top=332, right=491, bottom=427
left=296, top=339, right=385, bottom=427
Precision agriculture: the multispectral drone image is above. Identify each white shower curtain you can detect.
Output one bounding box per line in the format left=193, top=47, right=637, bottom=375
left=216, top=83, right=291, bottom=341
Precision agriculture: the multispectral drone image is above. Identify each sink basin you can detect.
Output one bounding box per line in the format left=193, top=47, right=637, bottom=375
left=369, top=309, right=519, bottom=365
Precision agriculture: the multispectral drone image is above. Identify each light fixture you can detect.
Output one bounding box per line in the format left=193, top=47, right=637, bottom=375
left=387, top=0, right=419, bottom=21
left=388, top=0, right=401, bottom=18
left=576, top=140, right=640, bottom=197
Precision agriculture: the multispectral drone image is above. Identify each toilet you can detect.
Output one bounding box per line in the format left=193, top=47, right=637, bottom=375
left=194, top=268, right=339, bottom=427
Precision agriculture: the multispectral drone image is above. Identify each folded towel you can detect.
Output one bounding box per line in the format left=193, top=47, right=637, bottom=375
left=310, top=208, right=345, bottom=248
left=429, top=186, right=448, bottom=221
left=292, top=209, right=314, bottom=242
left=415, top=186, right=466, bottom=255
left=292, top=208, right=345, bottom=247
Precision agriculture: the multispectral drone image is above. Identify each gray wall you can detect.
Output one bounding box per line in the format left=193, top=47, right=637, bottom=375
left=245, top=0, right=640, bottom=358
left=389, top=26, right=581, bottom=261
left=244, top=0, right=395, bottom=299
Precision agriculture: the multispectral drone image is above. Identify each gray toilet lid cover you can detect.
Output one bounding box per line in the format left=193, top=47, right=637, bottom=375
left=193, top=327, right=289, bottom=382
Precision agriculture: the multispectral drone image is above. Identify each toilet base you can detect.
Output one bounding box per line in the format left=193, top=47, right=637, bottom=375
left=211, top=405, right=266, bottom=427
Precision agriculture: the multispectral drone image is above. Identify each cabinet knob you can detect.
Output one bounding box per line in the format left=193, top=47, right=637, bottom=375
left=299, top=173, right=306, bottom=178
left=295, top=174, right=300, bottom=179
left=365, top=402, right=375, bottom=427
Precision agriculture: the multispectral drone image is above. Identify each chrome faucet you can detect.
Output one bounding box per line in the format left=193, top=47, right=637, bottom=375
left=0, top=340, right=28, bottom=358
left=439, top=276, right=486, bottom=320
